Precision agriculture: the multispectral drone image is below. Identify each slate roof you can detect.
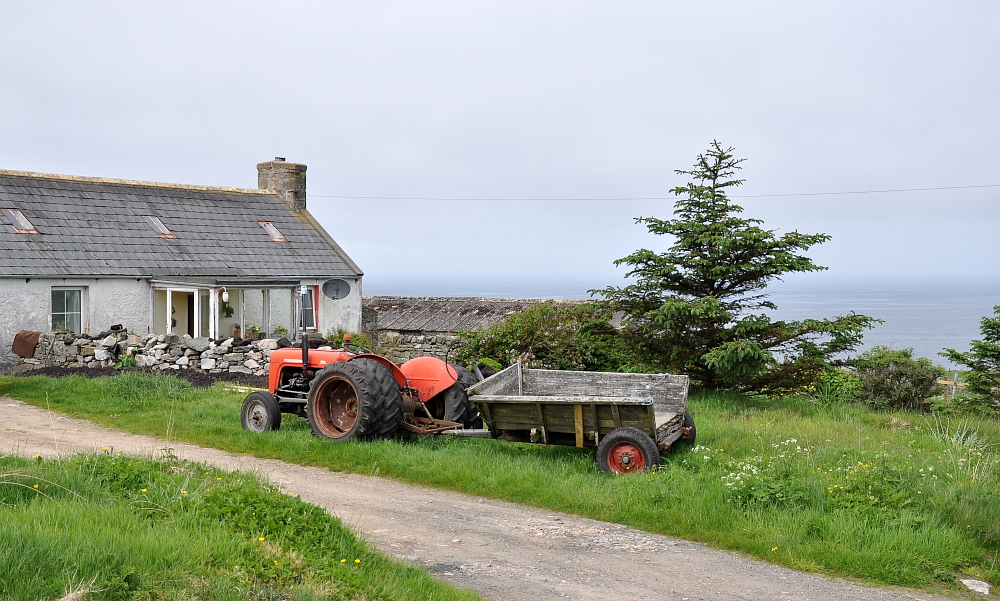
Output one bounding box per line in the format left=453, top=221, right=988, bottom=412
left=363, top=296, right=584, bottom=333
left=0, top=170, right=361, bottom=280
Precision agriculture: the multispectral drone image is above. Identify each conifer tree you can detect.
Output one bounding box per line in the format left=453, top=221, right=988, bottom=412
left=598, top=141, right=877, bottom=390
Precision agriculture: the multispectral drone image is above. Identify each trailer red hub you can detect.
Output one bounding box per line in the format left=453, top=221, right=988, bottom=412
left=606, top=441, right=646, bottom=473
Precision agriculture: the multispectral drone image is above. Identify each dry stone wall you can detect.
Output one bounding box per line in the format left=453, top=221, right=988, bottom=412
left=14, top=330, right=279, bottom=376
left=375, top=331, right=459, bottom=364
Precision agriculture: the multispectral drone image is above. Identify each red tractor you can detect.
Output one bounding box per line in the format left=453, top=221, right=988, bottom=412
left=240, top=335, right=481, bottom=441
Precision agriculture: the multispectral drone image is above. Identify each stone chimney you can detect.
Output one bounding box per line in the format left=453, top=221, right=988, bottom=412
left=257, top=157, right=307, bottom=212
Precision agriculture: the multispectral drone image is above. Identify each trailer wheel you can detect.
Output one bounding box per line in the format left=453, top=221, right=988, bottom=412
left=307, top=359, right=403, bottom=441
left=596, top=427, right=660, bottom=474
left=241, top=391, right=282, bottom=432
left=679, top=410, right=696, bottom=446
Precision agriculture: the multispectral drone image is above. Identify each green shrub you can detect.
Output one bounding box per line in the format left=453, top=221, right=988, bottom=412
left=455, top=302, right=647, bottom=372
left=324, top=329, right=373, bottom=351
left=849, top=346, right=945, bottom=410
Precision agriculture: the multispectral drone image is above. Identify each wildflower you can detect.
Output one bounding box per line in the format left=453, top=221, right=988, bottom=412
left=181, top=490, right=188, bottom=494
left=32, top=454, right=40, bottom=459
left=355, top=559, right=361, bottom=563
left=258, top=537, right=265, bottom=542
left=771, top=546, right=778, bottom=551
left=274, top=560, right=279, bottom=565
left=341, top=559, right=347, bottom=563
left=141, top=488, right=148, bottom=493
left=33, top=484, right=39, bottom=489
left=216, top=477, right=222, bottom=480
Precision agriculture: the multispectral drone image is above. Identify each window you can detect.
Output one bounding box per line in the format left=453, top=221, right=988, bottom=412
left=258, top=221, right=287, bottom=242
left=299, top=286, right=317, bottom=331
left=52, top=288, right=84, bottom=333
left=142, top=215, right=176, bottom=238
left=2, top=208, right=38, bottom=233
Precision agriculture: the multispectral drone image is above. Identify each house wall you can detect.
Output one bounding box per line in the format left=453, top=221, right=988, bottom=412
left=312, top=277, right=363, bottom=334
left=0, top=277, right=149, bottom=370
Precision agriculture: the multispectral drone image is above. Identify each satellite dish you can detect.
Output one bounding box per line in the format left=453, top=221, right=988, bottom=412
left=321, top=278, right=351, bottom=300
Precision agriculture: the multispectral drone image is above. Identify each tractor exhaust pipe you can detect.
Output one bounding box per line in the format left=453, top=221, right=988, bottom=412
left=298, top=284, right=309, bottom=368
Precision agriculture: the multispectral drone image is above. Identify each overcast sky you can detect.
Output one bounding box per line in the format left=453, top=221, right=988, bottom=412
left=2, top=2, right=998, bottom=298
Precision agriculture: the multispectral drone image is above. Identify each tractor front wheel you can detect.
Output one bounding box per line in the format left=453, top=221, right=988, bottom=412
left=241, top=391, right=282, bottom=432
left=307, top=358, right=403, bottom=441
left=596, top=427, right=660, bottom=474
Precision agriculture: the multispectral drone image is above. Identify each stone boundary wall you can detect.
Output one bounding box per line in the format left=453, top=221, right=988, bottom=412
left=14, top=330, right=279, bottom=376
left=375, top=331, right=460, bottom=364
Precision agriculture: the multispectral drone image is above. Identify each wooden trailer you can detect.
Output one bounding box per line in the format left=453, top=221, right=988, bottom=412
left=465, top=363, right=694, bottom=473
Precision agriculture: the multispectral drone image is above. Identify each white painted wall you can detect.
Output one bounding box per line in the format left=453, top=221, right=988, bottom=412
left=0, top=277, right=150, bottom=369
left=0, top=276, right=364, bottom=369
left=312, top=276, right=363, bottom=334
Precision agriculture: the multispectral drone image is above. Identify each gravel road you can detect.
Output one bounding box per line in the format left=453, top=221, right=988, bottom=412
left=0, top=397, right=956, bottom=601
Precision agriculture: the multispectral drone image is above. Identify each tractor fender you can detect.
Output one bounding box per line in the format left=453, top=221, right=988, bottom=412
left=349, top=354, right=408, bottom=389
left=399, top=356, right=460, bottom=403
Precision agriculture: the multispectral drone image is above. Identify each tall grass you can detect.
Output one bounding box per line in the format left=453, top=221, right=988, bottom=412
left=2, top=373, right=999, bottom=591
left=0, top=451, right=480, bottom=601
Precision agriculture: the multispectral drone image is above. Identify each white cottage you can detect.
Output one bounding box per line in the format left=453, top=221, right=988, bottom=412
left=0, top=158, right=363, bottom=369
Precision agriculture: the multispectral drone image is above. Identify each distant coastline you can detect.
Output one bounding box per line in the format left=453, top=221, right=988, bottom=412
left=365, top=277, right=999, bottom=368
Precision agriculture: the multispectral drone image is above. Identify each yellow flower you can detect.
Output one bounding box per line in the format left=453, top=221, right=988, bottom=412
left=32, top=454, right=40, bottom=459
left=141, top=488, right=148, bottom=493
left=181, top=490, right=188, bottom=494
left=101, top=446, right=107, bottom=450
left=33, top=484, right=39, bottom=489
left=273, top=560, right=279, bottom=565
left=355, top=559, right=361, bottom=564
left=258, top=537, right=265, bottom=542
left=340, top=559, right=347, bottom=563
left=216, top=477, right=222, bottom=481
left=771, top=546, right=778, bottom=551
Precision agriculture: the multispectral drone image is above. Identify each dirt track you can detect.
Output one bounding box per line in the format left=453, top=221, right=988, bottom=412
left=0, top=397, right=954, bottom=601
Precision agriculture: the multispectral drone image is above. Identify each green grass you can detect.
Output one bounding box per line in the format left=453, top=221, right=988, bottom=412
left=2, top=372, right=999, bottom=592
left=0, top=451, right=480, bottom=601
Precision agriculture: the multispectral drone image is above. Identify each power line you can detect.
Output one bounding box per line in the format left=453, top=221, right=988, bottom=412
left=310, top=183, right=1000, bottom=202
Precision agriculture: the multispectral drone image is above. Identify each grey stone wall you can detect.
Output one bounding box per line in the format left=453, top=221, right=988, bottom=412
left=375, top=331, right=461, bottom=364
left=14, top=331, right=278, bottom=377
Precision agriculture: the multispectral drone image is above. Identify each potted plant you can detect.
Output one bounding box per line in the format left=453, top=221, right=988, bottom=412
left=247, top=324, right=261, bottom=339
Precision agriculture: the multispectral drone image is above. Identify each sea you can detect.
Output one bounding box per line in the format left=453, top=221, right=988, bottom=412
left=365, top=278, right=1000, bottom=369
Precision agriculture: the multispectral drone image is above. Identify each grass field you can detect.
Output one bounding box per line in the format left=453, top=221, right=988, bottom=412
left=0, top=451, right=480, bottom=601
left=2, top=371, right=998, bottom=593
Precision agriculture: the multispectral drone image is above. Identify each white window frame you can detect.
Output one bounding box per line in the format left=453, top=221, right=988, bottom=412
left=51, top=287, right=87, bottom=334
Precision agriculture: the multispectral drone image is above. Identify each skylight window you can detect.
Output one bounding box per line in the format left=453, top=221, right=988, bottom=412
left=258, top=221, right=287, bottom=242
left=142, top=215, right=176, bottom=238
left=2, top=208, right=38, bottom=233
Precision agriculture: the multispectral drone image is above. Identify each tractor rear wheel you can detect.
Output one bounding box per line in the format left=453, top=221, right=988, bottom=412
left=307, top=358, right=403, bottom=441
left=241, top=391, right=281, bottom=432
left=428, top=365, right=481, bottom=428
left=596, top=427, right=660, bottom=474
